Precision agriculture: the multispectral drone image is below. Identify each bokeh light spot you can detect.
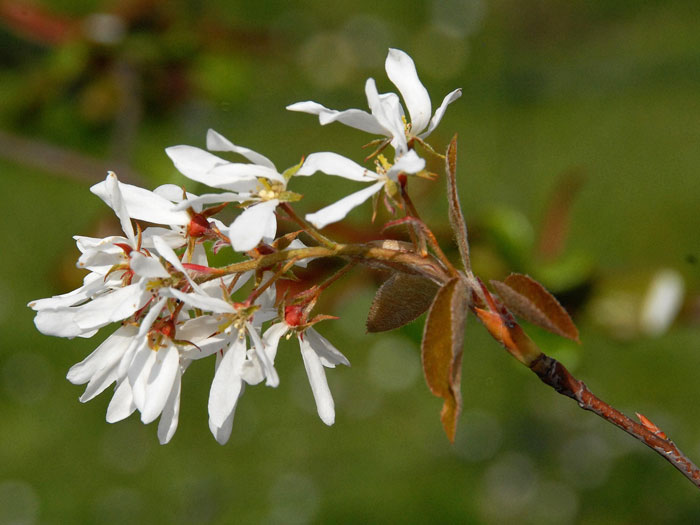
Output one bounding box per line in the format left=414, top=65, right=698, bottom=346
left=267, top=472, right=320, bottom=525
left=2, top=352, right=53, bottom=405
left=0, top=480, right=40, bottom=525
left=367, top=335, right=420, bottom=392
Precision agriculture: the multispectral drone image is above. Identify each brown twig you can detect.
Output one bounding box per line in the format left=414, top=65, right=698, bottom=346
left=529, top=353, right=700, bottom=488
left=279, top=202, right=336, bottom=249
left=201, top=243, right=452, bottom=287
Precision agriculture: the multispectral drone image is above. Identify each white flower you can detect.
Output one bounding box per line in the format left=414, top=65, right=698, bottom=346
left=30, top=173, right=226, bottom=444
left=263, top=322, right=349, bottom=425
left=58, top=224, right=257, bottom=445
left=296, top=149, right=426, bottom=229
left=165, top=129, right=294, bottom=252
left=287, top=48, right=462, bottom=155
left=93, top=176, right=231, bottom=251
left=28, top=173, right=172, bottom=338
left=65, top=293, right=190, bottom=444
left=90, top=173, right=191, bottom=230
left=163, top=273, right=280, bottom=444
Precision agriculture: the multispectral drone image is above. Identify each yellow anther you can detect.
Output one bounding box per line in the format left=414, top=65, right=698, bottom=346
left=377, top=154, right=392, bottom=172
left=258, top=189, right=277, bottom=201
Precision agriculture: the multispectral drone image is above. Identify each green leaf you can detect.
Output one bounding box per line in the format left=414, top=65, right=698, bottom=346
left=421, top=277, right=468, bottom=442
left=366, top=273, right=439, bottom=332
left=491, top=273, right=580, bottom=343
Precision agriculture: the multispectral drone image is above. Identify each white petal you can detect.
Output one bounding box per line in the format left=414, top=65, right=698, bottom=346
left=75, top=235, right=123, bottom=253
left=34, top=308, right=85, bottom=338
left=76, top=244, right=124, bottom=273
left=74, top=329, right=135, bottom=402
left=74, top=283, right=150, bottom=331
left=152, top=236, right=202, bottom=293
left=206, top=129, right=276, bottom=169
left=364, top=79, right=407, bottom=153
left=229, top=200, right=278, bottom=252
left=130, top=252, right=170, bottom=278
left=67, top=325, right=137, bottom=384
left=287, top=239, right=314, bottom=268
left=120, top=185, right=191, bottom=226
left=141, top=343, right=179, bottom=424
left=230, top=270, right=254, bottom=294
left=140, top=228, right=185, bottom=250
left=195, top=270, right=253, bottom=304
left=91, top=175, right=190, bottom=226
left=164, top=287, right=234, bottom=314
left=255, top=272, right=278, bottom=314
left=286, top=100, right=326, bottom=114
left=116, top=336, right=140, bottom=378
left=286, top=101, right=387, bottom=135
left=420, top=88, right=462, bottom=139
left=299, top=334, right=335, bottom=425
left=106, top=380, right=136, bottom=423
left=183, top=333, right=230, bottom=361
left=29, top=281, right=92, bottom=311
left=153, top=183, right=195, bottom=203
left=385, top=48, right=432, bottom=135
left=262, top=322, right=289, bottom=362
left=304, top=328, right=350, bottom=367
left=208, top=163, right=284, bottom=186
left=297, top=152, right=378, bottom=181
left=165, top=145, right=232, bottom=185
left=172, top=192, right=249, bottom=212
left=176, top=314, right=223, bottom=342
left=40, top=284, right=146, bottom=338
left=104, top=172, right=135, bottom=244
left=168, top=145, right=283, bottom=189
left=191, top=243, right=209, bottom=267
left=157, top=366, right=182, bottom=444
left=208, top=337, right=246, bottom=428
left=136, top=296, right=168, bottom=339
left=305, top=181, right=384, bottom=229
left=253, top=302, right=278, bottom=325
left=241, top=352, right=265, bottom=385
left=128, top=342, right=155, bottom=411
left=79, top=363, right=119, bottom=403
left=209, top=408, right=236, bottom=445
left=247, top=322, right=279, bottom=387
left=387, top=149, right=426, bottom=179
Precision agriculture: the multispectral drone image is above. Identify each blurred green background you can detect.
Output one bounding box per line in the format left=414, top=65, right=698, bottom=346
left=2, top=0, right=700, bottom=523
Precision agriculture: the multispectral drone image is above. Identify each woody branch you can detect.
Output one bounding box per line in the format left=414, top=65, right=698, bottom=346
left=529, top=353, right=700, bottom=488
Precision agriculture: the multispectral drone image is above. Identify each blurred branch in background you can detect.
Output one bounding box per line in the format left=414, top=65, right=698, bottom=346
left=0, top=0, right=277, bottom=188
left=0, top=128, right=142, bottom=183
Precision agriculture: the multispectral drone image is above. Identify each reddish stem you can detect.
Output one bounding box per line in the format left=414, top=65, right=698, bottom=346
left=529, top=353, right=700, bottom=488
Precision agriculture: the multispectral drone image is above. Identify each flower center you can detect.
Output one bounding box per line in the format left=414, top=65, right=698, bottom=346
left=256, top=180, right=285, bottom=201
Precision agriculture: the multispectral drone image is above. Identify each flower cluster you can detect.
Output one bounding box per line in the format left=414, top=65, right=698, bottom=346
left=29, top=49, right=460, bottom=444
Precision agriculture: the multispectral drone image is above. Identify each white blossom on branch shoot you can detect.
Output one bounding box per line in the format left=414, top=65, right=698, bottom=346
left=165, top=129, right=304, bottom=252
left=264, top=304, right=350, bottom=426
left=297, top=149, right=426, bottom=229
left=287, top=48, right=462, bottom=156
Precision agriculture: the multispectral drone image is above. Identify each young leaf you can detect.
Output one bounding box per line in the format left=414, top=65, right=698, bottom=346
left=421, top=277, right=468, bottom=442
left=367, top=273, right=439, bottom=332
left=445, top=135, right=471, bottom=271
left=473, top=307, right=542, bottom=366
left=491, top=273, right=580, bottom=343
